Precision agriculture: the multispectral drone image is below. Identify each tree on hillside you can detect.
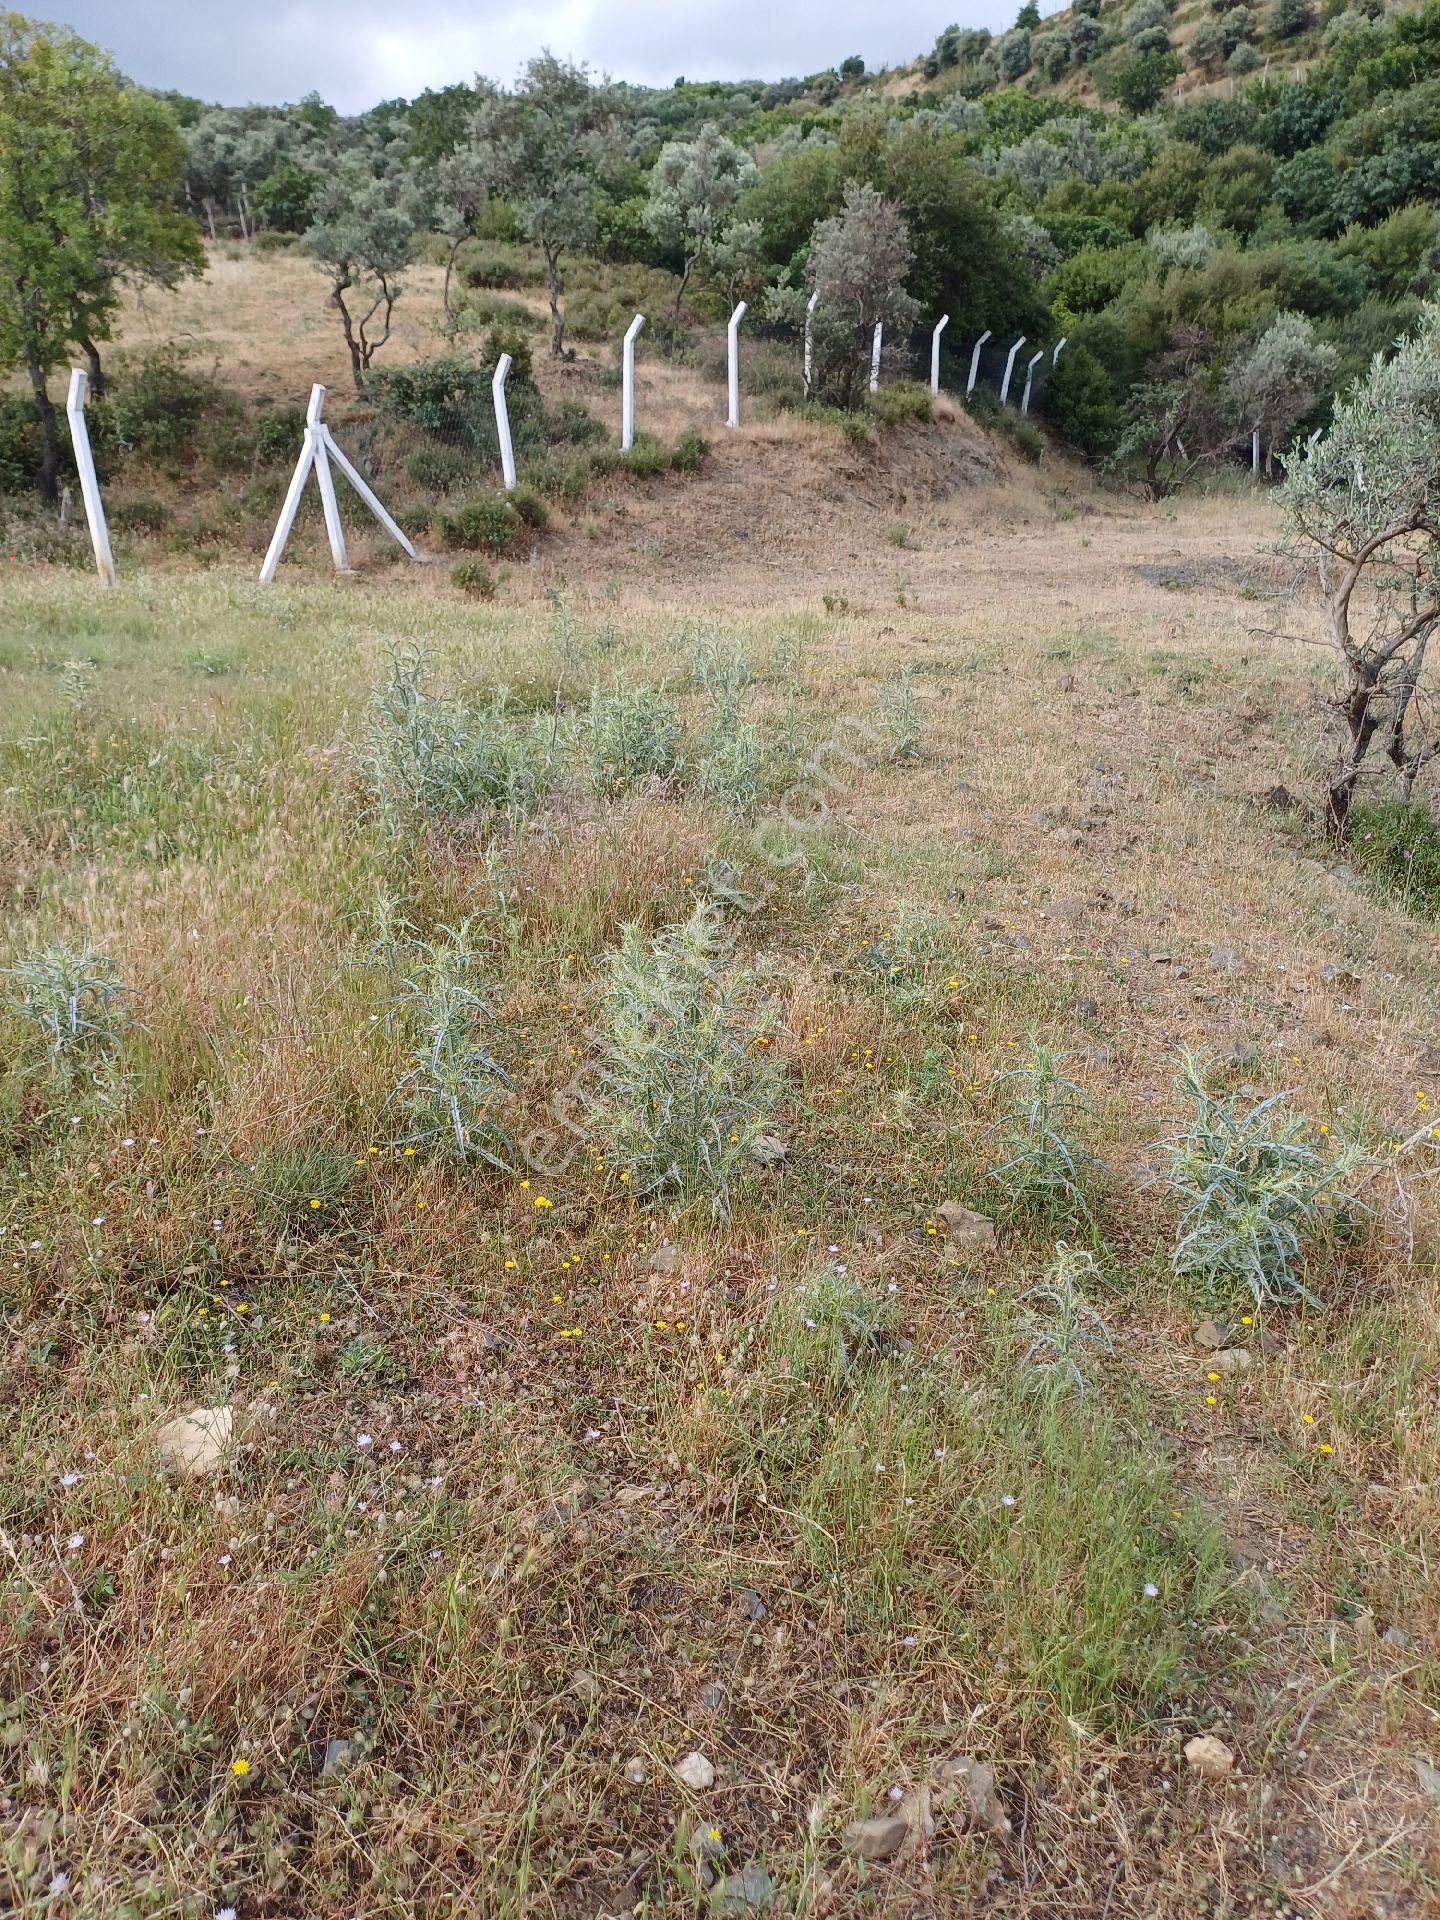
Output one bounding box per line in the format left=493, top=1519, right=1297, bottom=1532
left=1226, top=310, right=1338, bottom=461
left=465, top=54, right=626, bottom=356
left=0, top=14, right=203, bottom=501
left=1281, top=305, right=1440, bottom=835
left=770, top=182, right=919, bottom=409
left=644, top=123, right=758, bottom=315
left=1108, top=326, right=1243, bottom=498
left=305, top=167, right=428, bottom=390
left=432, top=144, right=495, bottom=329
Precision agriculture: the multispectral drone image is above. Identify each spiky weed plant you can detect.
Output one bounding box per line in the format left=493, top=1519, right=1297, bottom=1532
left=363, top=646, right=548, bottom=833
left=987, top=1040, right=1098, bottom=1225
left=1019, top=1243, right=1113, bottom=1400
left=878, top=668, right=923, bottom=761
left=588, top=678, right=683, bottom=790
left=385, top=922, right=514, bottom=1166
left=589, top=900, right=781, bottom=1216
left=1163, top=1050, right=1364, bottom=1309
left=5, top=942, right=130, bottom=1108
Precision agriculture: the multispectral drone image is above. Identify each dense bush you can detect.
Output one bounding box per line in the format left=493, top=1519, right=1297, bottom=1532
left=441, top=495, right=520, bottom=552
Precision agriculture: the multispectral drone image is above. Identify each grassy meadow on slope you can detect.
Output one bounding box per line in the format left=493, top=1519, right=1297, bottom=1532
left=2, top=466, right=1439, bottom=1917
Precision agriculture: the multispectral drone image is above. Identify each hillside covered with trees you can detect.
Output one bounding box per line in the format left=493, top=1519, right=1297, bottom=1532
left=4, top=0, right=1440, bottom=499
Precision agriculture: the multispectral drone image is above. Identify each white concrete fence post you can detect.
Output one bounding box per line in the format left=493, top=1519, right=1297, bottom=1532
left=803, top=289, right=819, bottom=398
left=999, top=335, right=1027, bottom=408
left=621, top=312, right=645, bottom=452
left=930, top=314, right=949, bottom=395
left=726, top=300, right=747, bottom=429
left=869, top=321, right=883, bottom=394
left=1020, top=349, right=1044, bottom=417
left=65, top=369, right=115, bottom=589
left=493, top=353, right=517, bottom=490
left=1052, top=336, right=1067, bottom=366
left=259, top=382, right=418, bottom=584
left=1251, top=426, right=1261, bottom=476
left=966, top=329, right=992, bottom=397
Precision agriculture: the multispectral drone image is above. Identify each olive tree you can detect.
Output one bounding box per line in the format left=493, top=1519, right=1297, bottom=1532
left=769, top=183, right=918, bottom=410
left=644, top=123, right=758, bottom=316
left=1280, top=305, right=1440, bottom=836
left=305, top=167, right=428, bottom=390
left=465, top=55, right=625, bottom=356
left=1226, top=311, right=1338, bottom=463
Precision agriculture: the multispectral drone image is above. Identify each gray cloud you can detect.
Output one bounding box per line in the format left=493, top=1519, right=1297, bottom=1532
left=48, top=2, right=1022, bottom=110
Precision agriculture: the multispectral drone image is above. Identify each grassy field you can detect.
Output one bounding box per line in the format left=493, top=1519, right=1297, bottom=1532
left=4, top=269, right=1440, bottom=1917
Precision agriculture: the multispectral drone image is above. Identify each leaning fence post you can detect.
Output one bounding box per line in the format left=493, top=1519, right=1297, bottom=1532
left=1020, top=349, right=1044, bottom=417
left=260, top=382, right=323, bottom=584
left=621, top=312, right=645, bottom=451
left=966, top=329, right=992, bottom=397
left=493, top=353, right=516, bottom=490
left=930, top=315, right=949, bottom=395
left=726, top=300, right=747, bottom=429
left=1052, top=336, right=1067, bottom=366
left=1252, top=426, right=1261, bottom=476
left=869, top=321, right=883, bottom=394
left=308, top=386, right=349, bottom=573
left=999, top=335, right=1027, bottom=408
left=803, top=289, right=819, bottom=398
left=65, top=370, right=115, bottom=589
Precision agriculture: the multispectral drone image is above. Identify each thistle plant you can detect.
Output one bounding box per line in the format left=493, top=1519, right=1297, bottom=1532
left=5, top=942, right=129, bottom=1106
left=987, top=1041, right=1097, bottom=1224
left=1163, top=1050, right=1364, bottom=1309
left=879, top=669, right=923, bottom=762
left=696, top=680, right=765, bottom=812
left=385, top=922, right=514, bottom=1166
left=1019, top=1244, right=1113, bottom=1400
left=589, top=900, right=781, bottom=1217
left=588, top=677, right=683, bottom=790
left=795, top=1261, right=894, bottom=1378
left=363, top=646, right=548, bottom=833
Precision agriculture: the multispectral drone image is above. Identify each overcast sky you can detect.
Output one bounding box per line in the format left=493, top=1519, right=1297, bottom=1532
left=49, top=2, right=1033, bottom=112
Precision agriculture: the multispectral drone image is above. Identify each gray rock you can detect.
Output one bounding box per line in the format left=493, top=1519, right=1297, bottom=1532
left=320, top=1737, right=361, bottom=1779
left=623, top=1755, right=649, bottom=1786
left=843, top=1815, right=909, bottom=1861
left=751, top=1134, right=788, bottom=1166
left=1184, top=1734, right=1234, bottom=1780
left=647, top=1242, right=681, bottom=1276
left=1212, top=1347, right=1252, bottom=1375
left=675, top=1750, right=716, bottom=1791
left=697, top=1681, right=726, bottom=1711
left=934, top=1202, right=996, bottom=1248
left=689, top=1817, right=727, bottom=1862
left=1209, top=946, right=1243, bottom=972
left=154, top=1406, right=233, bottom=1479
left=1193, top=1320, right=1232, bottom=1351
left=934, top=1755, right=1011, bottom=1836
left=711, top=1863, right=777, bottom=1913
left=739, top=1588, right=768, bottom=1622
left=1383, top=1624, right=1413, bottom=1650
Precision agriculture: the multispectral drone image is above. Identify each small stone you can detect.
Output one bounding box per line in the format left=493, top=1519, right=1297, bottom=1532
left=1321, top=962, right=1359, bottom=987
left=934, top=1202, right=996, bottom=1248
left=697, top=1681, right=726, bottom=1711
left=623, top=1756, right=649, bottom=1786
left=572, top=1668, right=599, bottom=1703
left=1383, top=1624, right=1413, bottom=1650
left=751, top=1133, right=788, bottom=1166
left=1184, top=1734, right=1234, bottom=1780
left=711, top=1863, right=776, bottom=1913
left=676, top=1751, right=716, bottom=1791
left=647, top=1242, right=680, bottom=1276
left=319, top=1736, right=361, bottom=1780
left=1260, top=784, right=1302, bottom=814
left=843, top=1815, right=909, bottom=1861
left=1412, top=1756, right=1440, bottom=1800
left=934, top=1755, right=1011, bottom=1836
left=154, top=1407, right=233, bottom=1479
left=1212, top=1347, right=1252, bottom=1375
left=1193, top=1320, right=1231, bottom=1351
left=739, top=1588, right=768, bottom=1622
left=1075, top=997, right=1100, bottom=1021
left=1057, top=673, right=1075, bottom=693
left=1209, top=946, right=1243, bottom=972
left=689, top=1817, right=727, bottom=1862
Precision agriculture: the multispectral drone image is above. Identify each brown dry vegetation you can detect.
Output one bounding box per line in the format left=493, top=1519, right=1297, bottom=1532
left=1, top=251, right=1439, bottom=1920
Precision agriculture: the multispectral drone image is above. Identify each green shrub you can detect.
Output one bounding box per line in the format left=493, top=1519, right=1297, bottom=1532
left=868, top=381, right=934, bottom=426
left=461, top=245, right=538, bottom=290
left=407, top=444, right=473, bottom=494
left=103, top=350, right=220, bottom=461
left=527, top=453, right=593, bottom=500
left=589, top=678, right=683, bottom=789
left=619, top=434, right=672, bottom=477
left=587, top=901, right=782, bottom=1217
left=1020, top=1245, right=1113, bottom=1401
left=1163, top=1050, right=1364, bottom=1309
left=550, top=401, right=609, bottom=447
left=451, top=557, right=498, bottom=598
left=237, top=1140, right=358, bottom=1236
left=398, top=504, right=436, bottom=535
left=508, top=483, right=549, bottom=529
left=251, top=405, right=306, bottom=464
left=1010, top=420, right=1046, bottom=463
left=671, top=426, right=710, bottom=472
left=1350, top=800, right=1440, bottom=916
left=696, top=683, right=765, bottom=811
left=108, top=498, right=172, bottom=533
left=442, top=494, right=519, bottom=553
